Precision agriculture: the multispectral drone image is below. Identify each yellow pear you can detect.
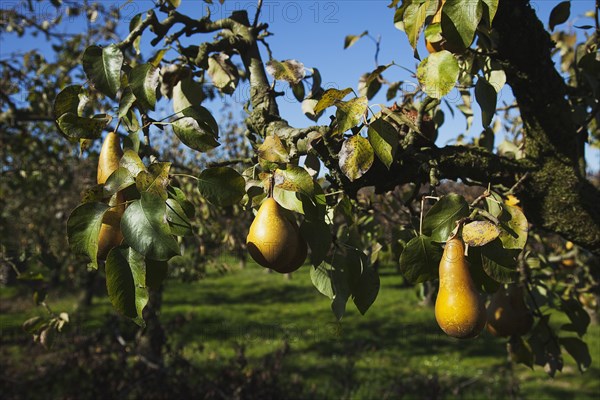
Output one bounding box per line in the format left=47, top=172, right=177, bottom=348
left=435, top=237, right=486, bottom=339
left=246, top=198, right=306, bottom=273
left=486, top=284, right=533, bottom=337
left=97, top=131, right=123, bottom=185
left=96, top=132, right=125, bottom=260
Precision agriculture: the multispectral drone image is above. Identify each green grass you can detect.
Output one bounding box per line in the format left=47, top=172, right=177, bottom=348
left=1, top=261, right=599, bottom=399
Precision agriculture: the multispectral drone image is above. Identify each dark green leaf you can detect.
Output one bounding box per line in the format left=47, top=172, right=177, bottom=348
left=130, top=63, right=159, bottom=111
left=166, top=198, right=193, bottom=237
left=121, top=192, right=180, bottom=261
left=172, top=106, right=220, bottom=152
left=358, top=72, right=382, bottom=100
left=441, top=0, right=483, bottom=49
left=560, top=298, right=590, bottom=337
left=422, top=193, right=469, bottom=242
left=146, top=258, right=168, bottom=289
left=53, top=85, right=83, bottom=118
left=135, top=162, right=171, bottom=200
left=475, top=77, right=497, bottom=127
left=559, top=337, right=591, bottom=372
left=197, top=167, right=245, bottom=206
left=103, top=167, right=135, bottom=197
left=368, top=117, right=398, bottom=169
left=67, top=202, right=109, bottom=269
left=56, top=113, right=111, bottom=140
left=549, top=1, right=570, bottom=31
left=352, top=266, right=380, bottom=315
left=399, top=235, right=443, bottom=283
left=498, top=203, right=528, bottom=250
left=300, top=220, right=332, bottom=266
left=105, top=246, right=148, bottom=326
left=310, top=262, right=334, bottom=299
left=82, top=45, right=123, bottom=98
left=291, top=81, right=305, bottom=102
left=480, top=238, right=519, bottom=283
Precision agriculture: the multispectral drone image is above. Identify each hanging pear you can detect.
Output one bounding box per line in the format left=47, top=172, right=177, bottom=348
left=435, top=237, right=486, bottom=339
left=486, top=284, right=534, bottom=337
left=97, top=132, right=125, bottom=260
left=246, top=197, right=306, bottom=273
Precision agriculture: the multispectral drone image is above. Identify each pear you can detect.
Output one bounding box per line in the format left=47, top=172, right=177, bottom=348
left=486, top=284, right=533, bottom=337
left=246, top=198, right=306, bottom=273
left=435, top=237, right=486, bottom=339
left=97, top=132, right=123, bottom=185
left=97, top=132, right=125, bottom=260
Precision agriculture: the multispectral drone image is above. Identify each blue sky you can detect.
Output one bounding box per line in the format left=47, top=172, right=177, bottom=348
left=1, top=0, right=597, bottom=170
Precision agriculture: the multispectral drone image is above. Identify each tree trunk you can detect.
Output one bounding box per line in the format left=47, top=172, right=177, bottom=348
left=136, top=286, right=166, bottom=365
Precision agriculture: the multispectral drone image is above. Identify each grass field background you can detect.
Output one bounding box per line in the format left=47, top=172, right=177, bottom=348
left=1, top=260, right=599, bottom=399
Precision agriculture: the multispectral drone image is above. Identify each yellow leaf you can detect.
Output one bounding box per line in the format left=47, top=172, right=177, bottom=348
left=462, top=220, right=501, bottom=247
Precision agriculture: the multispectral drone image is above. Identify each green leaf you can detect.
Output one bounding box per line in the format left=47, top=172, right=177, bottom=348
left=300, top=220, right=332, bottom=266
left=103, top=167, right=135, bottom=197
left=330, top=265, right=351, bottom=321
left=291, top=81, right=305, bottom=102
left=173, top=75, right=205, bottom=113
left=498, top=203, right=528, bottom=250
left=403, top=2, right=428, bottom=49
left=129, top=63, right=159, bottom=111
left=167, top=186, right=195, bottom=218
left=119, top=149, right=146, bottom=177
left=485, top=191, right=503, bottom=218
left=121, top=192, right=180, bottom=261
left=549, top=1, right=570, bottom=31
left=422, top=194, right=469, bottom=242
left=274, top=165, right=315, bottom=197
left=480, top=0, right=499, bottom=25
left=208, top=53, right=239, bottom=94
left=197, top=167, right=245, bottom=206
left=118, top=87, right=136, bottom=118
left=258, top=135, right=290, bottom=164
left=358, top=72, right=382, bottom=100
left=273, top=187, right=304, bottom=214
left=339, top=135, right=374, bottom=181
left=560, top=298, right=590, bottom=337
left=135, top=162, right=171, bottom=200
left=266, top=59, right=305, bottom=84
left=560, top=337, right=591, bottom=372
left=167, top=0, right=181, bottom=7
left=475, top=77, right=497, bottom=127
left=172, top=106, right=220, bottom=152
left=368, top=117, right=398, bottom=169
left=417, top=51, right=459, bottom=99
left=344, top=31, right=368, bottom=49
left=314, top=88, right=352, bottom=114
left=82, top=44, right=123, bottom=98
left=53, top=85, right=83, bottom=118
left=466, top=247, right=501, bottom=293
left=310, top=262, right=334, bottom=299
left=352, top=266, right=380, bottom=315
left=508, top=335, right=534, bottom=369
left=56, top=113, right=111, bottom=140
left=480, top=238, right=519, bottom=283
left=334, top=96, right=368, bottom=135
left=67, top=202, right=109, bottom=270
left=165, top=198, right=193, bottom=237
left=399, top=235, right=443, bottom=283
left=462, top=220, right=500, bottom=247
left=129, top=13, right=143, bottom=54
left=105, top=246, right=148, bottom=326
left=441, top=0, right=483, bottom=49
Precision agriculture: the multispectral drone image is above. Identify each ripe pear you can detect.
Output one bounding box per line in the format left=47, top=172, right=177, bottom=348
left=486, top=284, right=533, bottom=337
left=435, top=237, right=487, bottom=339
left=97, top=131, right=123, bottom=185
left=97, top=132, right=125, bottom=260
left=246, top=198, right=306, bottom=273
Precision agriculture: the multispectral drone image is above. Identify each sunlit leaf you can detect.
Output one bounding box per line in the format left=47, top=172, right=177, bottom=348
left=266, top=59, right=305, bottom=84
left=368, top=116, right=398, bottom=169
left=339, top=135, right=374, bottom=181
left=417, top=51, right=459, bottom=98
left=422, top=194, right=469, bottom=242
left=344, top=31, right=368, bottom=49
left=129, top=63, right=159, bottom=111
left=314, top=88, right=353, bottom=114
left=462, top=220, right=500, bottom=247
left=207, top=53, right=239, bottom=94
left=82, top=44, right=123, bottom=98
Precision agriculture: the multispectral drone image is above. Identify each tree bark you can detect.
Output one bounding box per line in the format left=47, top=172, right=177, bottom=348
left=493, top=0, right=600, bottom=254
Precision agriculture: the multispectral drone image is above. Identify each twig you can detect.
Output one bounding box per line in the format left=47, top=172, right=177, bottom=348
left=253, top=0, right=264, bottom=28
